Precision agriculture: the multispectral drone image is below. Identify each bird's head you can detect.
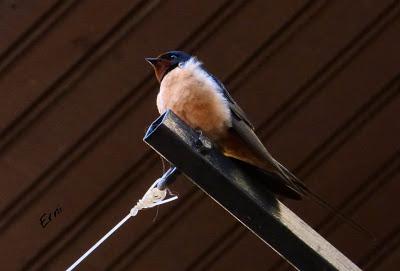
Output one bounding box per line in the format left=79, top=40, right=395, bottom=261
left=145, top=51, right=192, bottom=83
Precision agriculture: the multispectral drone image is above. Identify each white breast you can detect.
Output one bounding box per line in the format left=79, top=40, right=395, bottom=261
left=156, top=58, right=231, bottom=139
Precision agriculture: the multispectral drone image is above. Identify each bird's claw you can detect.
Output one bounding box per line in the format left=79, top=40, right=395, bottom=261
left=194, top=129, right=212, bottom=153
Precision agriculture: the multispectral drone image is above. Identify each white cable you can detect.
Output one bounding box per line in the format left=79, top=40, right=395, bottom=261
left=66, top=214, right=131, bottom=271
left=66, top=178, right=178, bottom=271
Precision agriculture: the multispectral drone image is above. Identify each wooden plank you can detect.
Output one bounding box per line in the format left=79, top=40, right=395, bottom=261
left=267, top=8, right=400, bottom=168
left=0, top=0, right=144, bottom=132
left=0, top=0, right=56, bottom=55
left=232, top=0, right=395, bottom=131
left=195, top=0, right=306, bottom=77
left=206, top=231, right=282, bottom=271
left=380, top=247, right=400, bottom=271
left=143, top=110, right=361, bottom=271
left=362, top=233, right=400, bottom=271
left=342, top=174, right=400, bottom=267
left=312, top=96, right=400, bottom=259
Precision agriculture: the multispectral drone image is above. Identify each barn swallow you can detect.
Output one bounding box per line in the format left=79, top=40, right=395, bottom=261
left=145, top=51, right=307, bottom=200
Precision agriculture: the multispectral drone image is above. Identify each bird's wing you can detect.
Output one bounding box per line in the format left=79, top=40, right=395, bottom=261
left=207, top=73, right=255, bottom=130
left=231, top=118, right=306, bottom=197
left=206, top=70, right=306, bottom=198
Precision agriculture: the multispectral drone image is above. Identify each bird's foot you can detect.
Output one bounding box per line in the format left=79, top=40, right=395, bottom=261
left=194, top=129, right=213, bottom=153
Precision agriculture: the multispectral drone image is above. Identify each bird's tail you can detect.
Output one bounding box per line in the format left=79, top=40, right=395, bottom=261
left=231, top=158, right=303, bottom=200
left=271, top=159, right=374, bottom=238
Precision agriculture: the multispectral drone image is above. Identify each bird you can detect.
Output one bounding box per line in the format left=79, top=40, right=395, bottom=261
left=144, top=51, right=374, bottom=237
left=145, top=50, right=307, bottom=200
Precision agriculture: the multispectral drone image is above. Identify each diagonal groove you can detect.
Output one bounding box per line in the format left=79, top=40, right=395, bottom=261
left=358, top=224, right=400, bottom=270
left=177, top=0, right=247, bottom=53
left=185, top=222, right=245, bottom=271
left=0, top=0, right=80, bottom=74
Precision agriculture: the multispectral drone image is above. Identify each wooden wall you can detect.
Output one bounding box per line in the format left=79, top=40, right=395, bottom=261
left=0, top=0, right=399, bottom=270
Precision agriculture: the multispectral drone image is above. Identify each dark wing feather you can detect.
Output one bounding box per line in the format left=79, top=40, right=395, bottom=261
left=205, top=69, right=306, bottom=198
left=231, top=117, right=306, bottom=199
left=207, top=72, right=255, bottom=130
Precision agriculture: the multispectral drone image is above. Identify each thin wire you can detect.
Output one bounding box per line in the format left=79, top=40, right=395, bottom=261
left=160, top=155, right=167, bottom=173
left=66, top=214, right=132, bottom=271
left=66, top=176, right=178, bottom=271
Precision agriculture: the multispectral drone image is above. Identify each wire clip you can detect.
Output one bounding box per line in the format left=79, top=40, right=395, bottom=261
left=67, top=174, right=178, bottom=271
left=130, top=178, right=178, bottom=216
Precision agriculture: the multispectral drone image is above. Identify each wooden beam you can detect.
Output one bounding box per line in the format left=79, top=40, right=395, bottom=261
left=143, top=110, right=361, bottom=271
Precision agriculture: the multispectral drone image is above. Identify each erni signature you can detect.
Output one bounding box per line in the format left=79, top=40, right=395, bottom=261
left=40, top=206, right=62, bottom=228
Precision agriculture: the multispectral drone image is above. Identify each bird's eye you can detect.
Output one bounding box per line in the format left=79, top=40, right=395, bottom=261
left=170, top=55, right=177, bottom=60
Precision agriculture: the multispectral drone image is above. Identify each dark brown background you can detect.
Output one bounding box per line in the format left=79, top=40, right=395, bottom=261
left=0, top=0, right=399, bottom=270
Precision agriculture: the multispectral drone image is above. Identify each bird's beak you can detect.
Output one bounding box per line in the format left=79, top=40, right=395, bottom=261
left=145, top=56, right=172, bottom=83
left=145, top=57, right=160, bottom=66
